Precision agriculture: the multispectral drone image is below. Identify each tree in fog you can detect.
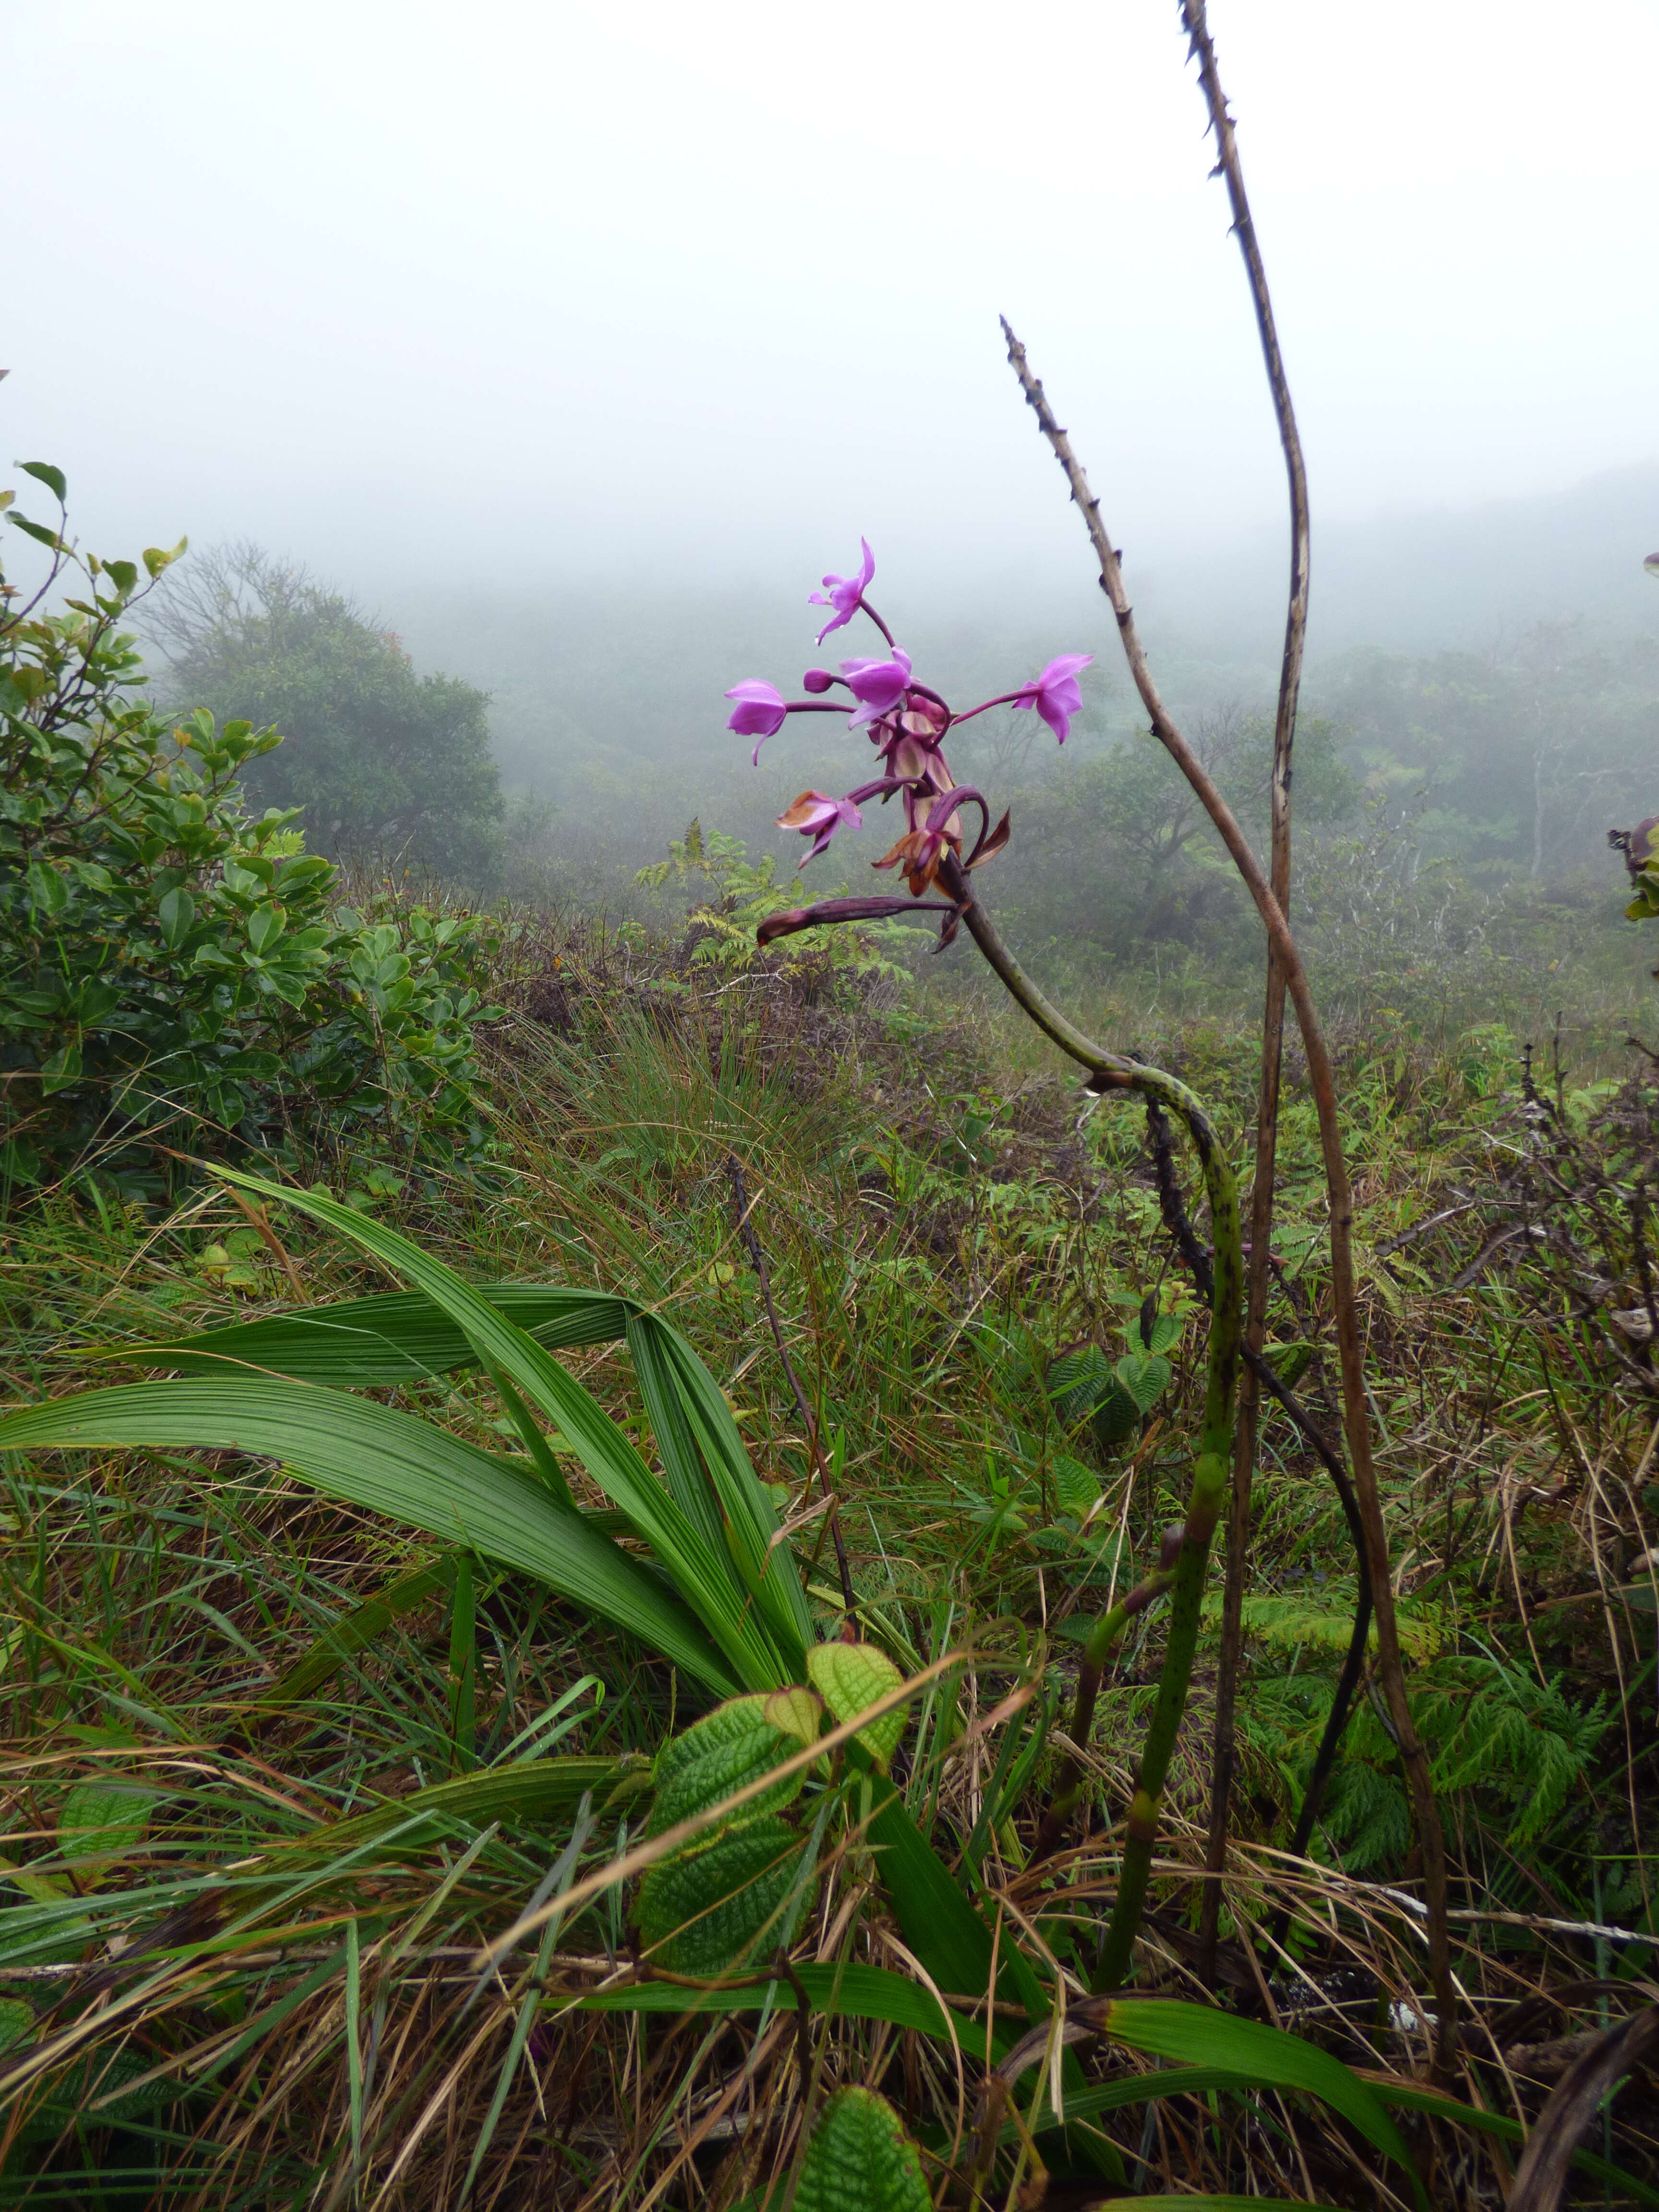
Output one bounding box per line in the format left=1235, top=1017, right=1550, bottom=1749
left=148, top=545, right=503, bottom=885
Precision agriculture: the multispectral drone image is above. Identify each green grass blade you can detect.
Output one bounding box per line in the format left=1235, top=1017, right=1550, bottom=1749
left=216, top=1167, right=790, bottom=1692
left=0, top=1382, right=738, bottom=1696
left=579, top=1959, right=982, bottom=2043
left=345, top=1915, right=364, bottom=2180
left=447, top=1551, right=477, bottom=1773
left=114, top=1285, right=633, bottom=1386
left=254, top=1554, right=457, bottom=1709
left=481, top=1354, right=574, bottom=1505
left=1099, top=2000, right=1423, bottom=2208
left=460, top=1801, right=596, bottom=2202
left=1366, top=2079, right=1659, bottom=2209
left=865, top=1778, right=999, bottom=2000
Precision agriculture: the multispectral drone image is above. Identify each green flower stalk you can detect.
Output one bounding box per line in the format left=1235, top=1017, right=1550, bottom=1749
left=732, top=593, right=1245, bottom=1978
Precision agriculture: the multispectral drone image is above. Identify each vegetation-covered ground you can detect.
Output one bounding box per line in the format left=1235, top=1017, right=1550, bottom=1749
left=4, top=893, right=1659, bottom=2206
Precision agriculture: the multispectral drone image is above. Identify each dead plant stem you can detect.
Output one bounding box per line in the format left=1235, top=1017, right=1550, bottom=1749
left=1000, top=291, right=1455, bottom=2069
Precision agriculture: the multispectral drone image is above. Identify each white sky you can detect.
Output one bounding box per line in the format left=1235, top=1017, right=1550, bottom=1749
left=4, top=0, right=1656, bottom=601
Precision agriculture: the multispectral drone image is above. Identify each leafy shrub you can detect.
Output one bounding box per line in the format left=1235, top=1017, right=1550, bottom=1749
left=637, top=817, right=913, bottom=993
left=0, top=466, right=500, bottom=1193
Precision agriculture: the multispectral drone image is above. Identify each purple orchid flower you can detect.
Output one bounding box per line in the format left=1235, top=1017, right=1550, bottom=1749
left=841, top=649, right=913, bottom=729
left=1009, top=653, right=1093, bottom=745
left=809, top=539, right=876, bottom=647
left=725, top=679, right=789, bottom=763
left=776, top=789, right=862, bottom=865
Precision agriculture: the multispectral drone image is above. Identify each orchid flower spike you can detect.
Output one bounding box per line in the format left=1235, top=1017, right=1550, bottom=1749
left=725, top=679, right=790, bottom=764
left=841, top=649, right=913, bottom=730
left=777, top=789, right=862, bottom=865
left=809, top=540, right=875, bottom=646
left=1010, top=653, right=1093, bottom=745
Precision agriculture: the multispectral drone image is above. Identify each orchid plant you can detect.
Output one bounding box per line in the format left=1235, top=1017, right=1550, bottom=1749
left=725, top=542, right=1244, bottom=1991
left=727, top=541, right=1091, bottom=941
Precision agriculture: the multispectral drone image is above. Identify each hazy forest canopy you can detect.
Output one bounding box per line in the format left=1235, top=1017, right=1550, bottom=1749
left=7, top=0, right=1659, bottom=2203
left=146, top=543, right=503, bottom=885
left=149, top=469, right=1656, bottom=1018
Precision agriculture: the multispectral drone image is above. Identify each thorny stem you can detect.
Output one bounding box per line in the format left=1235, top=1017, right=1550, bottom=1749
left=998, top=314, right=1457, bottom=2071
left=1144, top=1099, right=1373, bottom=1957
left=1179, top=0, right=1312, bottom=1988
left=936, top=855, right=1242, bottom=1986
left=725, top=1154, right=857, bottom=1615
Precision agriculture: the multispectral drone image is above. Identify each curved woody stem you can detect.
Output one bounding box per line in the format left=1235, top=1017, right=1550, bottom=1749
left=938, top=854, right=1242, bottom=1987
left=997, top=312, right=1457, bottom=2070
left=1176, top=0, right=1312, bottom=1989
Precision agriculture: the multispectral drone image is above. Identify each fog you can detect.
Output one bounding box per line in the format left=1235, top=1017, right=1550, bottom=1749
left=6, top=0, right=1657, bottom=620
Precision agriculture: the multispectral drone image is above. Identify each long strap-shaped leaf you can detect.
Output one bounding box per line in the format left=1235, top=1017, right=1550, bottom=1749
left=114, top=1286, right=632, bottom=1388
left=117, top=1262, right=813, bottom=1673
left=0, top=1381, right=737, bottom=1696
left=1097, top=1999, right=1422, bottom=2208
left=215, top=1169, right=790, bottom=1693
left=629, top=1313, right=812, bottom=1671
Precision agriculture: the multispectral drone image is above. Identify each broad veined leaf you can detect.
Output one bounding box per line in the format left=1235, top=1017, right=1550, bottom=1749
left=157, top=887, right=194, bottom=950
left=1114, top=1352, right=1172, bottom=1415
left=27, top=860, right=69, bottom=920
left=1143, top=1311, right=1184, bottom=1357
left=635, top=1815, right=806, bottom=1976
left=1046, top=1343, right=1115, bottom=1426
left=215, top=1169, right=791, bottom=1694
left=0, top=1382, right=737, bottom=1696
left=17, top=461, right=67, bottom=504
left=765, top=1686, right=823, bottom=1749
left=1053, top=1454, right=1101, bottom=1518
left=807, top=1644, right=906, bottom=1769
left=59, top=1779, right=159, bottom=1875
left=647, top=1695, right=811, bottom=1837
left=793, top=2087, right=930, bottom=2212
left=246, top=902, right=285, bottom=955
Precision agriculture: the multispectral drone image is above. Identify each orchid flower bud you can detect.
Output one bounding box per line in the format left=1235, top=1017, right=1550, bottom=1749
left=802, top=669, right=835, bottom=694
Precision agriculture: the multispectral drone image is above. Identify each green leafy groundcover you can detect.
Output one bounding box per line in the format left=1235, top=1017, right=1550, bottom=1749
left=1, top=466, right=500, bottom=1189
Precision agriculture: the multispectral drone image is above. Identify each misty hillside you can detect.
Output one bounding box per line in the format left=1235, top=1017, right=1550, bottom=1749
left=1153, top=458, right=1659, bottom=657
left=358, top=462, right=1658, bottom=909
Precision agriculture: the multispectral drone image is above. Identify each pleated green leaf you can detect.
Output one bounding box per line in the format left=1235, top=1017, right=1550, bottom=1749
left=116, top=1285, right=631, bottom=1388
left=292, top=1755, right=644, bottom=1855
left=647, top=1318, right=813, bottom=1665
left=215, top=1168, right=790, bottom=1692
left=623, top=1308, right=729, bottom=1559
left=0, top=1381, right=737, bottom=1695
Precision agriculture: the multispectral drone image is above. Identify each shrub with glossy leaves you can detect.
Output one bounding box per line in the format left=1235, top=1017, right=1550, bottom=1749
left=0, top=464, right=499, bottom=1191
